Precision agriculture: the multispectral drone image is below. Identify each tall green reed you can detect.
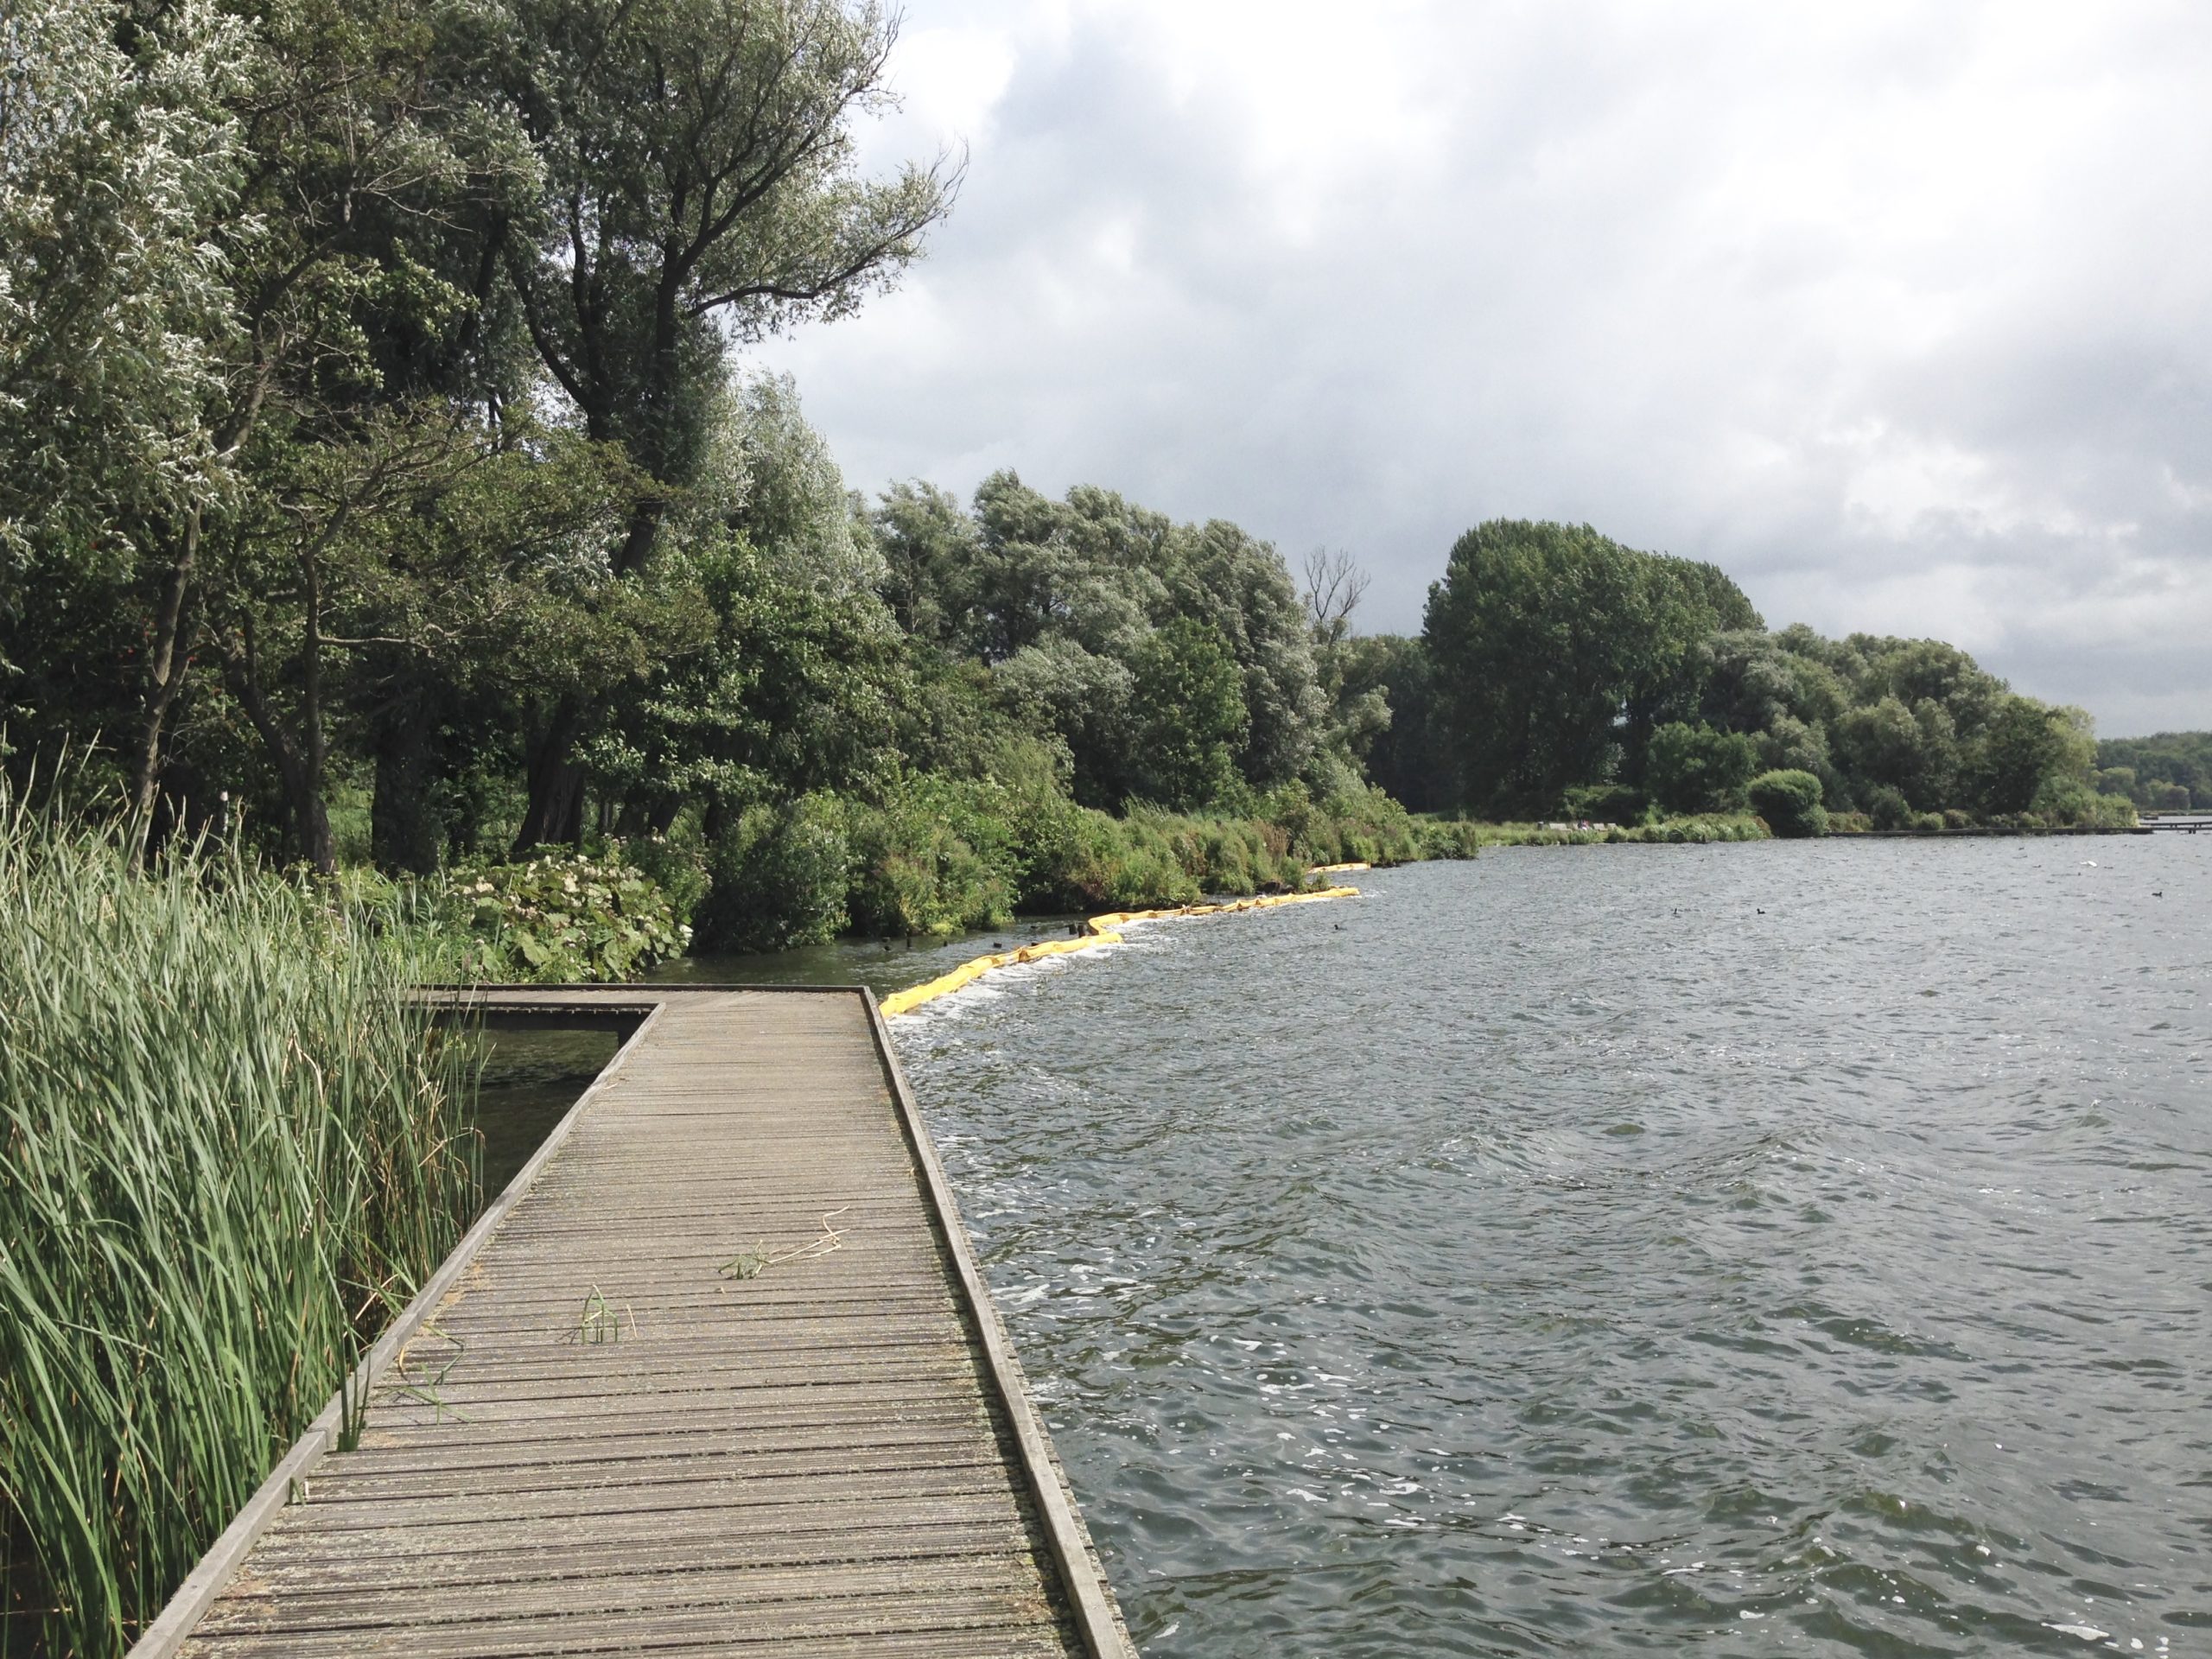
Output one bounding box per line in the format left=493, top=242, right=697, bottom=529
left=0, top=797, right=477, bottom=1656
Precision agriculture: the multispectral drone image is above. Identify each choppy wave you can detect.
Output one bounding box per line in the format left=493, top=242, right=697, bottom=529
left=896, top=836, right=2209, bottom=1657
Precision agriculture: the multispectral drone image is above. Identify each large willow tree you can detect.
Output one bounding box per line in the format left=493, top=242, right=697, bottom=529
left=499, top=0, right=957, bottom=848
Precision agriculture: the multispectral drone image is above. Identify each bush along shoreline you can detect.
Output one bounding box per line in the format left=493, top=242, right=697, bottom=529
left=432, top=779, right=1453, bottom=969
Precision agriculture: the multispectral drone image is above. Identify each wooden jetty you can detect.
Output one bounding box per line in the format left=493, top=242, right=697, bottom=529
left=130, top=986, right=1134, bottom=1659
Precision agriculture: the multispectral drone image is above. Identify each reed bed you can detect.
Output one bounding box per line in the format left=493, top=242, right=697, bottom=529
left=0, top=799, right=477, bottom=1657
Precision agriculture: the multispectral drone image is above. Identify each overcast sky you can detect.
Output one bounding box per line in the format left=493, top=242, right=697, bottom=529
left=747, top=1, right=2212, bottom=735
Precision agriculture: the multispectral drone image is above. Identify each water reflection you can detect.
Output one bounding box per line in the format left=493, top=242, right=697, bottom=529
left=466, top=1028, right=619, bottom=1207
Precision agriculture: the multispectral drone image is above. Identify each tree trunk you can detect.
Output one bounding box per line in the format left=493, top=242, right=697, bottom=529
left=513, top=696, right=589, bottom=853
left=512, top=270, right=683, bottom=843
left=129, top=509, right=200, bottom=853
left=228, top=615, right=336, bottom=874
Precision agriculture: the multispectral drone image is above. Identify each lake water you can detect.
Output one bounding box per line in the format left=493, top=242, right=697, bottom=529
left=885, top=839, right=2209, bottom=1656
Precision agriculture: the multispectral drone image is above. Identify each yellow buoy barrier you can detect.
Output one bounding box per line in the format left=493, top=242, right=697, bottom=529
left=879, top=885, right=1361, bottom=1018
left=1307, top=861, right=1371, bottom=875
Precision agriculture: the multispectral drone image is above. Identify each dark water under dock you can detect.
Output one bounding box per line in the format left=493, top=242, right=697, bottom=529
left=887, top=837, right=2209, bottom=1656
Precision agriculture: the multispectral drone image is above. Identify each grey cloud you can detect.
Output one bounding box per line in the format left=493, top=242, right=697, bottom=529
left=752, top=1, right=2212, bottom=733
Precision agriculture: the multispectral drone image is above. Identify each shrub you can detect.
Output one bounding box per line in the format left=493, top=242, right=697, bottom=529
left=694, top=797, right=851, bottom=952
left=444, top=848, right=690, bottom=979
left=1414, top=818, right=1484, bottom=860
left=843, top=777, right=1015, bottom=938
left=1911, top=810, right=1946, bottom=833
left=622, top=830, right=710, bottom=926
left=1865, top=784, right=1913, bottom=831
left=1747, top=769, right=1828, bottom=838
left=1261, top=780, right=1420, bottom=868
left=2030, top=775, right=2139, bottom=830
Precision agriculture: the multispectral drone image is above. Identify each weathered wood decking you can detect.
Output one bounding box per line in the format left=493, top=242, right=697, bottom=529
left=131, top=987, right=1133, bottom=1659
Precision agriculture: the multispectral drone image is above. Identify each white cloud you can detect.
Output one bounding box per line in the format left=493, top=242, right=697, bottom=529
left=752, top=0, right=2212, bottom=733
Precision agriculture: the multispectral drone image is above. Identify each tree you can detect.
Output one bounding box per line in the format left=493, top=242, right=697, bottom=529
left=2096, top=731, right=2212, bottom=809
left=588, top=533, right=905, bottom=839
left=1618, top=556, right=1763, bottom=781
left=1301, top=549, right=1390, bottom=791
left=1422, top=521, right=1673, bottom=817
left=0, top=0, right=246, bottom=817
left=1174, top=518, right=1319, bottom=790
left=1963, top=696, right=2093, bottom=817
left=887, top=473, right=1322, bottom=802
left=1127, top=619, right=1247, bottom=811
left=1357, top=635, right=1448, bottom=810
left=991, top=638, right=1134, bottom=808
left=498, top=0, right=957, bottom=847
left=1646, top=721, right=1758, bottom=814
left=872, top=480, right=976, bottom=640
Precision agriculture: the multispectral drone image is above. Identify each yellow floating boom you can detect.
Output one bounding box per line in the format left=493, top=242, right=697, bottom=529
left=879, top=885, right=1362, bottom=1018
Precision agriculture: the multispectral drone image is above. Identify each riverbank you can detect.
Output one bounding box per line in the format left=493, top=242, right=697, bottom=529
left=879, top=885, right=1363, bottom=1017
left=1421, top=812, right=1768, bottom=849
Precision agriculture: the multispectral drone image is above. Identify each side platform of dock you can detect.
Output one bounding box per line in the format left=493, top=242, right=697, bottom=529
left=130, top=986, right=1132, bottom=1659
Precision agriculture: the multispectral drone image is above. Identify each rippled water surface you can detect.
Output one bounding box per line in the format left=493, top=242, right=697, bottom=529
left=889, top=838, right=2209, bottom=1657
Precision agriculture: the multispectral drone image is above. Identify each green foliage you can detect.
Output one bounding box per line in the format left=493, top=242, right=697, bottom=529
left=1961, top=696, right=2088, bottom=817
left=0, top=0, right=245, bottom=573
left=0, top=798, right=474, bottom=1656
left=2096, top=731, right=2210, bottom=808
left=1864, top=784, right=1913, bottom=831
left=1382, top=537, right=2112, bottom=832
left=842, top=778, right=1016, bottom=940
left=1128, top=618, right=1249, bottom=810
left=1561, top=782, right=1649, bottom=823
left=1262, top=779, right=1421, bottom=868
left=892, top=472, right=1322, bottom=802
left=694, top=797, right=851, bottom=953
left=442, top=848, right=689, bottom=980
left=1413, top=818, right=1487, bottom=860
left=1421, top=519, right=1762, bottom=817
left=499, top=0, right=952, bottom=520
left=1354, top=632, right=1449, bottom=811
left=2030, top=777, right=2139, bottom=830
left=1645, top=721, right=1758, bottom=814
left=1413, top=812, right=1766, bottom=849
left=620, top=830, right=710, bottom=925
left=669, top=773, right=1415, bottom=948
left=1748, top=769, right=1828, bottom=838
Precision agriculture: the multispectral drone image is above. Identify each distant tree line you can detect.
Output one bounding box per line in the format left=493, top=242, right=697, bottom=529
left=2094, top=732, right=2210, bottom=810
left=1361, top=520, right=2133, bottom=832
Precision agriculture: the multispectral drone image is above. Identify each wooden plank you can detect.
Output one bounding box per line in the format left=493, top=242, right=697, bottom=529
left=237, top=1494, right=1047, bottom=1572
left=130, top=987, right=1132, bottom=1659
left=200, top=1553, right=1064, bottom=1633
